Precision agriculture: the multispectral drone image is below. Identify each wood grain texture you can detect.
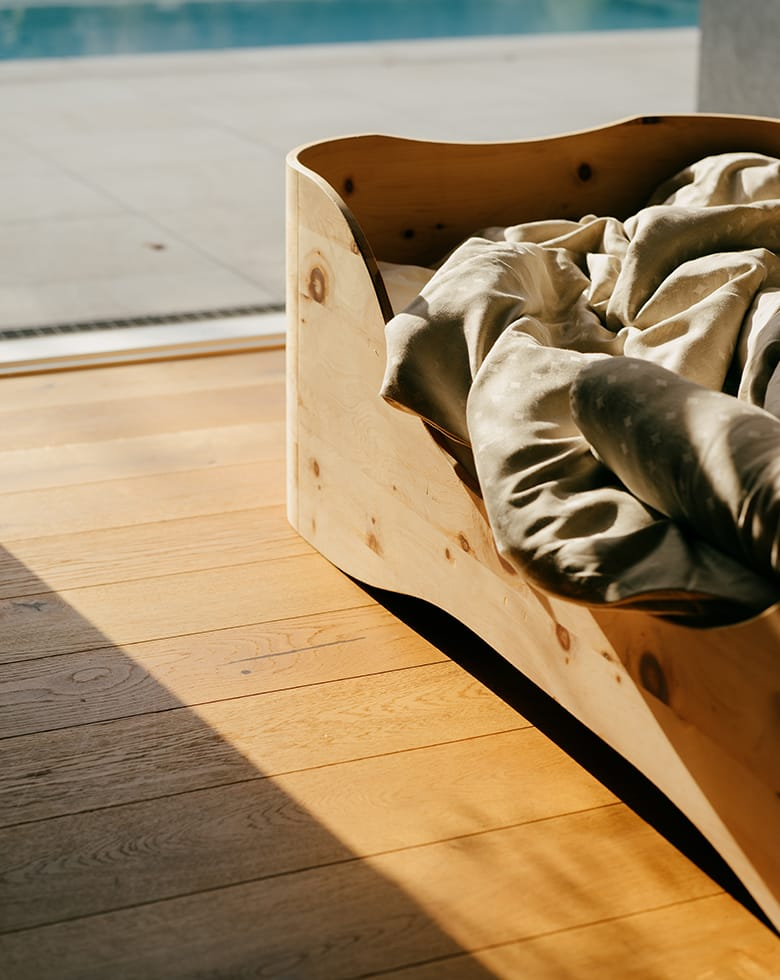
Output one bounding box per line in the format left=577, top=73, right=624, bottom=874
left=0, top=350, right=284, bottom=413
left=0, top=423, right=285, bottom=492
left=0, top=462, right=286, bottom=541
left=0, top=346, right=776, bottom=978
left=379, top=895, right=780, bottom=979
left=0, top=604, right=447, bottom=738
left=0, top=384, right=284, bottom=452
left=0, top=729, right=615, bottom=931
left=0, top=661, right=524, bottom=826
left=0, top=553, right=371, bottom=662
left=0, top=506, right=311, bottom=596
left=297, top=115, right=780, bottom=267
left=0, top=808, right=723, bottom=980
left=288, top=120, right=780, bottom=934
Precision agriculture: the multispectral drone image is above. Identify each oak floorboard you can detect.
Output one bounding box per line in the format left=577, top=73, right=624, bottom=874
left=0, top=423, right=285, bottom=492
left=0, top=462, right=286, bottom=541
left=0, top=661, right=524, bottom=826
left=1, top=349, right=776, bottom=978
left=376, top=895, right=780, bottom=979
left=0, top=553, right=370, bottom=662
left=0, top=506, right=311, bottom=596
left=0, top=384, right=284, bottom=452
left=0, top=729, right=616, bottom=932
left=0, top=604, right=448, bottom=738
left=0, top=350, right=284, bottom=412
left=0, top=808, right=721, bottom=980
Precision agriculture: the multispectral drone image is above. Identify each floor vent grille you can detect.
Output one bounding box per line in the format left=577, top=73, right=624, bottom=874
left=0, top=303, right=285, bottom=341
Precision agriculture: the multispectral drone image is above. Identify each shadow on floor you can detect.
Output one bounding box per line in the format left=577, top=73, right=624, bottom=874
left=0, top=547, right=499, bottom=980
left=368, top=584, right=775, bottom=934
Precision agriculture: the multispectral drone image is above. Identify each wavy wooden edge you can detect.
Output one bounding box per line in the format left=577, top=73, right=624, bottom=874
left=286, top=113, right=780, bottom=932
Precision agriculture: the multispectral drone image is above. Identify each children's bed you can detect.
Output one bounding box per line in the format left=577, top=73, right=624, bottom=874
left=285, top=114, right=780, bottom=932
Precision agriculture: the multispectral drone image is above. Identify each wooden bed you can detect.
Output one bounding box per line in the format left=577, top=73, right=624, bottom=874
left=285, top=114, right=780, bottom=934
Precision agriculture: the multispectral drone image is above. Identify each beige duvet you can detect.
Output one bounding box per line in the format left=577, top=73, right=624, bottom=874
left=381, top=153, right=780, bottom=623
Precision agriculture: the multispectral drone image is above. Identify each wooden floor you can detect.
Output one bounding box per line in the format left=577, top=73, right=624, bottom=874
left=0, top=348, right=777, bottom=979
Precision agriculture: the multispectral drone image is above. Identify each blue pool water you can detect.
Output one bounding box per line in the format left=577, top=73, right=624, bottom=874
left=0, top=0, right=699, bottom=61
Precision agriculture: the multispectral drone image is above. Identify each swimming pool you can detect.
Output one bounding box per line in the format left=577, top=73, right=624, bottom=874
left=0, top=0, right=699, bottom=62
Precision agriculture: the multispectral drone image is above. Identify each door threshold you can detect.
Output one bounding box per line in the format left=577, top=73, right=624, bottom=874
left=0, top=307, right=286, bottom=376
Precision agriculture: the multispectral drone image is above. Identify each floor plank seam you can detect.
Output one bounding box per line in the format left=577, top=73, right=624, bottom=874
left=0, top=457, right=287, bottom=507
left=0, top=598, right=379, bottom=667
left=0, top=724, right=535, bottom=830
left=0, top=656, right=454, bottom=741
left=0, top=546, right=318, bottom=600
left=0, top=802, right=628, bottom=937
left=0, top=425, right=287, bottom=461
left=5, top=347, right=771, bottom=965
left=0, top=512, right=285, bottom=544
left=0, top=364, right=285, bottom=409
left=347, top=891, right=734, bottom=979
left=0, top=550, right=348, bottom=599
left=0, top=502, right=302, bottom=548
left=0, top=600, right=380, bottom=669
left=0, top=555, right=319, bottom=600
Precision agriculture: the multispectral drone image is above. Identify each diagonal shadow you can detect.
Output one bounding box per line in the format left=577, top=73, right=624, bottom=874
left=1, top=544, right=774, bottom=980
left=366, top=584, right=774, bottom=934
left=0, top=545, right=499, bottom=980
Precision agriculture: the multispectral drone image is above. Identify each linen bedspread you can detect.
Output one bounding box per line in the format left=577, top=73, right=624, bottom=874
left=381, top=153, right=780, bottom=622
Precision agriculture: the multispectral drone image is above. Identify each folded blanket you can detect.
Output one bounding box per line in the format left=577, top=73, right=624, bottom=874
left=381, top=152, right=780, bottom=622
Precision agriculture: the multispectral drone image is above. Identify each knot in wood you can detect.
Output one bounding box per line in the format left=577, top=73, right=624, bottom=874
left=639, top=651, right=669, bottom=705
left=308, top=266, right=327, bottom=304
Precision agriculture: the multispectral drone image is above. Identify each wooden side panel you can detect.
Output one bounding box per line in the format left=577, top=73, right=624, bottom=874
left=286, top=117, right=780, bottom=931
left=295, top=114, right=780, bottom=266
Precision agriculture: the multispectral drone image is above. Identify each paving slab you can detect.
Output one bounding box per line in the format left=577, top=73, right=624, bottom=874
left=0, top=29, right=698, bottom=330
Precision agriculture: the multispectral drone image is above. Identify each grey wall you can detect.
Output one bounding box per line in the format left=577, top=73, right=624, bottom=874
left=698, top=0, right=780, bottom=117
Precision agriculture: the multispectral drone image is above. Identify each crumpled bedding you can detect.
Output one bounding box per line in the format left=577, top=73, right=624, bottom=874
left=380, top=152, right=780, bottom=623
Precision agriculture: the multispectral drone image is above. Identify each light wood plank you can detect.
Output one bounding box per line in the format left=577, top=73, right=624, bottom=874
left=0, top=506, right=310, bottom=596
left=0, top=807, right=721, bottom=980
left=0, top=462, right=286, bottom=540
left=0, top=384, right=283, bottom=452
left=0, top=423, right=284, bottom=492
left=0, top=729, right=616, bottom=931
left=0, top=604, right=447, bottom=738
left=379, top=895, right=780, bottom=979
left=0, top=553, right=370, bottom=662
left=2, top=346, right=775, bottom=976
left=0, top=350, right=284, bottom=412
left=0, top=662, right=524, bottom=826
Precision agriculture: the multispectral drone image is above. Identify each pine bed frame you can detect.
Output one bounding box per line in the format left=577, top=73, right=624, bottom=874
left=286, top=114, right=780, bottom=932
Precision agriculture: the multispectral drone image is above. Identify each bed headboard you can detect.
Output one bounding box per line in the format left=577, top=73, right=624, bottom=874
left=291, top=113, right=780, bottom=268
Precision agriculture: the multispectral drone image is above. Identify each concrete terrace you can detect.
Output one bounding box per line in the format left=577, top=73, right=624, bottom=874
left=0, top=27, right=698, bottom=337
